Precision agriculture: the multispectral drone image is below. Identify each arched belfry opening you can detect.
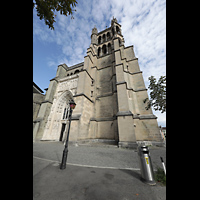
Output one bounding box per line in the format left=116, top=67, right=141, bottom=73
left=112, top=27, right=115, bottom=36
left=102, top=44, right=106, bottom=55
left=98, top=36, right=101, bottom=44
left=41, top=90, right=74, bottom=141
left=98, top=47, right=101, bottom=56
left=116, top=26, right=121, bottom=34
left=108, top=43, right=111, bottom=53
left=103, top=34, right=106, bottom=42
left=107, top=32, right=111, bottom=40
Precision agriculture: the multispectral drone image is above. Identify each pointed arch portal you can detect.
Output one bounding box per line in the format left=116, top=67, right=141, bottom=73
left=41, top=90, right=74, bottom=141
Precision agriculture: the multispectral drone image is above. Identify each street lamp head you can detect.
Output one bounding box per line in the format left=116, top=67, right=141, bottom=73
left=69, top=99, right=76, bottom=110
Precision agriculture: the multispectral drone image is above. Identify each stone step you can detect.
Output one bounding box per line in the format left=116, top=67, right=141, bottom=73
left=75, top=139, right=119, bottom=148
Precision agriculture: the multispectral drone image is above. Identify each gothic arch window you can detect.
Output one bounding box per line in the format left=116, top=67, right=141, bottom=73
left=103, top=34, right=106, bottom=42
left=98, top=47, right=101, bottom=56
left=116, top=26, right=120, bottom=34
left=62, top=102, right=70, bottom=120
left=108, top=43, right=111, bottom=54
left=98, top=36, right=101, bottom=44
left=112, top=27, right=115, bottom=36
left=102, top=44, right=106, bottom=55
left=107, top=32, right=111, bottom=40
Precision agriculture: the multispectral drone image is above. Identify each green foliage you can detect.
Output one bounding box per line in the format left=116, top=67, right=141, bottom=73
left=33, top=0, right=78, bottom=30
left=154, top=167, right=166, bottom=186
left=144, top=75, right=166, bottom=113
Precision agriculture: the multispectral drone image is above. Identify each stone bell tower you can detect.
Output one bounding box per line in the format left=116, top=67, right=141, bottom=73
left=110, top=17, right=162, bottom=148
left=85, top=17, right=163, bottom=148
left=33, top=17, right=163, bottom=148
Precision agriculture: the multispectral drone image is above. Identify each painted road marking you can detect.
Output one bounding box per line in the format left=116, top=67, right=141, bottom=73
left=33, top=156, right=140, bottom=171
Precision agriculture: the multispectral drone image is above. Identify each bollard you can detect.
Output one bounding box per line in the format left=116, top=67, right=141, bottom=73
left=137, top=145, right=156, bottom=185
left=160, top=157, right=166, bottom=175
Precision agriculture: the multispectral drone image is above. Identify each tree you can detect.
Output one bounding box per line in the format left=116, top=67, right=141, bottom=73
left=33, top=0, right=78, bottom=30
left=144, top=75, right=166, bottom=113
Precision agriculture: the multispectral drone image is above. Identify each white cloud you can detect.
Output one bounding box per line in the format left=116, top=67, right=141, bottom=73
left=112, top=0, right=166, bottom=126
left=154, top=110, right=166, bottom=127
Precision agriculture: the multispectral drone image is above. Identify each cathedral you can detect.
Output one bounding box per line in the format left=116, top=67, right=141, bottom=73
left=33, top=17, right=163, bottom=148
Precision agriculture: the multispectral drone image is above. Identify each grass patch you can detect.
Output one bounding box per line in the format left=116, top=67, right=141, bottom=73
left=155, top=167, right=166, bottom=186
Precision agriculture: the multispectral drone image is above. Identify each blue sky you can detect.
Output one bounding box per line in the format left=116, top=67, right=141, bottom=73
left=33, top=0, right=166, bottom=126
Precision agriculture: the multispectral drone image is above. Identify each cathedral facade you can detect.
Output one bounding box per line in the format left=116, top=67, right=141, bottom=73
left=33, top=18, right=163, bottom=148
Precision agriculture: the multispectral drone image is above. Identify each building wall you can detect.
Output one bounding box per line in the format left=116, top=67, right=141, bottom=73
left=33, top=18, right=163, bottom=147
left=33, top=93, right=44, bottom=121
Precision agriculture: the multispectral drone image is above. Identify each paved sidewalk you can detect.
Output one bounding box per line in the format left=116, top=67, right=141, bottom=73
left=33, top=141, right=166, bottom=200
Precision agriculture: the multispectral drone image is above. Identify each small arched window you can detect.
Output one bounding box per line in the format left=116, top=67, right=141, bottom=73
left=116, top=26, right=120, bottom=34
left=74, top=70, right=79, bottom=74
left=103, top=34, right=106, bottom=42
left=112, top=27, right=114, bottom=36
left=107, top=32, right=111, bottom=40
left=98, top=47, right=101, bottom=56
left=102, top=45, right=106, bottom=55
left=108, top=43, right=111, bottom=54
left=98, top=36, right=101, bottom=44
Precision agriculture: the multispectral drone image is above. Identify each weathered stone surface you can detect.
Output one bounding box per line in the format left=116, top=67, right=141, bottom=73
left=33, top=18, right=163, bottom=147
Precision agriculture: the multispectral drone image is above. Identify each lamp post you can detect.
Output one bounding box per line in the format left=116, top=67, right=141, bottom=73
left=60, top=99, right=76, bottom=170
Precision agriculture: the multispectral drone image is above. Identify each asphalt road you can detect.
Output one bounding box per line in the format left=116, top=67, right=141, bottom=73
left=33, top=141, right=166, bottom=170
left=33, top=141, right=166, bottom=200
